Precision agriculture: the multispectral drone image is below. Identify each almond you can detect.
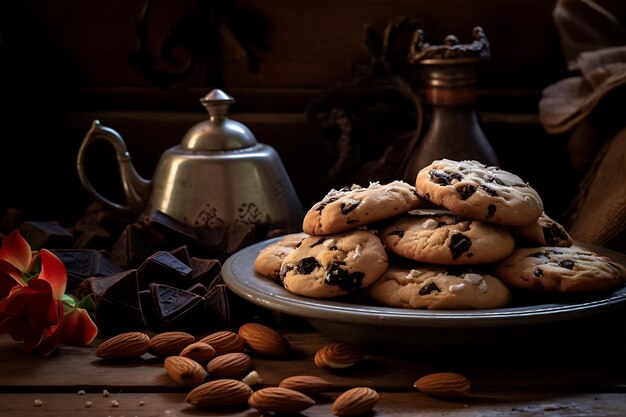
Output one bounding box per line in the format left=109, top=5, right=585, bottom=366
left=238, top=322, right=292, bottom=357
left=248, top=387, right=315, bottom=413
left=333, top=387, right=379, bottom=416
left=279, top=375, right=333, bottom=395
left=206, top=352, right=252, bottom=378
left=314, top=342, right=364, bottom=370
left=180, top=342, right=216, bottom=364
left=413, top=372, right=471, bottom=398
left=185, top=379, right=253, bottom=408
left=164, top=356, right=206, bottom=387
left=148, top=331, right=195, bottom=357
left=198, top=331, right=245, bottom=356
left=95, top=332, right=150, bottom=359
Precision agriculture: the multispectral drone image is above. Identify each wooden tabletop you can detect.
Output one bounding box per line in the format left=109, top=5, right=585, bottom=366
left=1, top=314, right=626, bottom=417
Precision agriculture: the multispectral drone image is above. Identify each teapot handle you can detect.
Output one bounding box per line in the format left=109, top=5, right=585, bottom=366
left=76, top=120, right=151, bottom=214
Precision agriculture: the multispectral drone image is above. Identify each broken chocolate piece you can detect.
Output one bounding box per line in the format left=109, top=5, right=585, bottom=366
left=324, top=262, right=365, bottom=290
left=137, top=250, right=193, bottom=290
left=189, top=257, right=222, bottom=287
left=149, top=283, right=205, bottom=331
left=110, top=223, right=165, bottom=269
left=145, top=209, right=197, bottom=244
left=449, top=233, right=472, bottom=260
left=203, top=284, right=232, bottom=330
left=559, top=260, right=575, bottom=270
left=19, top=221, right=74, bottom=249
left=169, top=246, right=191, bottom=267
left=296, top=257, right=320, bottom=274
left=419, top=282, right=441, bottom=295
left=458, top=184, right=476, bottom=200
left=187, top=283, right=208, bottom=296
left=225, top=220, right=257, bottom=255
left=80, top=270, right=146, bottom=335
left=341, top=200, right=360, bottom=214
left=51, top=249, right=122, bottom=293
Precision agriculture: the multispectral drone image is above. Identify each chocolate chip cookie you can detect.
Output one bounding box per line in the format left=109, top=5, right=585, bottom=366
left=492, top=246, right=626, bottom=292
left=279, top=230, right=388, bottom=298
left=380, top=210, right=515, bottom=265
left=254, top=232, right=309, bottom=279
left=414, top=159, right=543, bottom=226
left=302, top=180, right=425, bottom=235
left=366, top=265, right=511, bottom=309
left=510, top=212, right=573, bottom=247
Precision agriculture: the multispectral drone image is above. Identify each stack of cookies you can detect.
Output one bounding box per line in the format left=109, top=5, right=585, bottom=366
left=254, top=159, right=626, bottom=310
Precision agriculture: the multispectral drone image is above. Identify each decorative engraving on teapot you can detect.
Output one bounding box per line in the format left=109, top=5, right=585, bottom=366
left=194, top=203, right=225, bottom=228
left=237, top=202, right=270, bottom=224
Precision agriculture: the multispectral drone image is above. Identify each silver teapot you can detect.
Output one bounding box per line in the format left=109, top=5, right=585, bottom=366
left=76, top=89, right=304, bottom=233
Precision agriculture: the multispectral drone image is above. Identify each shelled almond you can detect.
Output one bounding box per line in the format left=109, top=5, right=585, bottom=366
left=206, top=352, right=252, bottom=378
left=180, top=341, right=216, bottom=363
left=279, top=375, right=333, bottom=395
left=333, top=387, right=379, bottom=416
left=413, top=372, right=471, bottom=398
left=314, top=342, right=364, bottom=370
left=148, top=331, right=195, bottom=357
left=164, top=356, right=207, bottom=387
left=185, top=379, right=253, bottom=408
left=238, top=322, right=292, bottom=357
left=95, top=332, right=150, bottom=359
left=198, top=331, right=246, bottom=356
left=248, top=387, right=315, bottom=413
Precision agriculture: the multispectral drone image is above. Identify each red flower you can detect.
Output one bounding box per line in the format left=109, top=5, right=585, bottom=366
left=0, top=230, right=98, bottom=354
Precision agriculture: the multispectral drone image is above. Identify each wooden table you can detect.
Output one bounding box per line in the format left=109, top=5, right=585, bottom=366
left=1, top=313, right=626, bottom=417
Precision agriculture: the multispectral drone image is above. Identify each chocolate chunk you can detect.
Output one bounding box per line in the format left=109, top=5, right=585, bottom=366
left=341, top=200, right=360, bottom=214
left=187, top=283, right=208, bottom=296
left=296, top=257, right=320, bottom=274
left=449, top=233, right=472, bottom=260
left=311, top=237, right=327, bottom=247
left=388, top=230, right=404, bottom=238
left=203, top=284, right=232, bottom=330
left=195, top=221, right=227, bottom=258
left=189, top=257, right=222, bottom=287
left=81, top=270, right=146, bottom=335
left=458, top=184, right=476, bottom=200
left=145, top=209, right=196, bottom=243
left=225, top=220, right=257, bottom=255
left=559, top=260, right=575, bottom=270
left=419, top=282, right=441, bottom=295
left=324, top=262, right=365, bottom=290
left=429, top=170, right=454, bottom=185
left=487, top=204, right=496, bottom=218
left=543, top=224, right=569, bottom=245
left=19, top=221, right=74, bottom=250
left=478, top=184, right=497, bottom=196
left=137, top=250, right=193, bottom=290
left=534, top=268, right=543, bottom=277
left=110, top=223, right=165, bottom=269
left=316, top=196, right=340, bottom=213
left=485, top=175, right=505, bottom=185
left=52, top=249, right=122, bottom=293
left=169, top=246, right=191, bottom=267
left=149, top=283, right=205, bottom=331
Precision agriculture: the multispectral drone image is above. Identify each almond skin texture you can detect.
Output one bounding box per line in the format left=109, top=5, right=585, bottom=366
left=279, top=375, right=333, bottom=395
left=315, top=343, right=364, bottom=370
left=185, top=379, right=253, bottom=408
left=238, top=322, right=292, bottom=357
left=248, top=387, right=315, bottom=413
left=180, top=342, right=216, bottom=364
left=95, top=332, right=150, bottom=359
left=333, top=387, right=379, bottom=416
left=149, top=331, right=195, bottom=357
left=413, top=372, right=471, bottom=398
left=206, top=352, right=252, bottom=378
left=164, top=356, right=206, bottom=387
left=198, top=331, right=245, bottom=356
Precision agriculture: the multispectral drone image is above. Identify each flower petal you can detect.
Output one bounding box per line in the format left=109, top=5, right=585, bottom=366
left=61, top=308, right=98, bottom=346
left=38, top=250, right=67, bottom=300
left=0, top=230, right=32, bottom=273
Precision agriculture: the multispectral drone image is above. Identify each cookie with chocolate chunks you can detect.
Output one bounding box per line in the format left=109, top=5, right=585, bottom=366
left=302, top=180, right=425, bottom=235
left=414, top=159, right=543, bottom=226
left=493, top=246, right=626, bottom=292
left=380, top=210, right=514, bottom=265
left=366, top=265, right=511, bottom=309
left=510, top=212, right=573, bottom=247
left=279, top=230, right=388, bottom=298
left=254, top=232, right=308, bottom=279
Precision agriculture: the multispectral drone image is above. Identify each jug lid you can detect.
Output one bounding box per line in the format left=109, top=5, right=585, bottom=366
left=181, top=89, right=258, bottom=151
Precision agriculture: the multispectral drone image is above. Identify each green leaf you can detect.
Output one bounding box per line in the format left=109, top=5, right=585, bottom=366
left=21, top=271, right=39, bottom=283
left=61, top=293, right=76, bottom=308
left=76, top=295, right=96, bottom=312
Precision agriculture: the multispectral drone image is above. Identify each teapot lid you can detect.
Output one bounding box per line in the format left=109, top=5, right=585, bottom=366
left=181, top=89, right=258, bottom=151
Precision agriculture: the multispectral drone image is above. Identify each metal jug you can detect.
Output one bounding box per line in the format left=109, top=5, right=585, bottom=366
left=76, top=89, right=304, bottom=233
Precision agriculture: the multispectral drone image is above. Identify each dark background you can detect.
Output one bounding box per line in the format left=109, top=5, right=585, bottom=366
left=1, top=0, right=623, bottom=230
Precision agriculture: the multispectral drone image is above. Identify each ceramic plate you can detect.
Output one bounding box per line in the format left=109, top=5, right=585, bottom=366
left=222, top=238, right=626, bottom=352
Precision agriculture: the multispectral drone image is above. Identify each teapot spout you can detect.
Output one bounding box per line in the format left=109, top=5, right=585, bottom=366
left=77, top=120, right=152, bottom=215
